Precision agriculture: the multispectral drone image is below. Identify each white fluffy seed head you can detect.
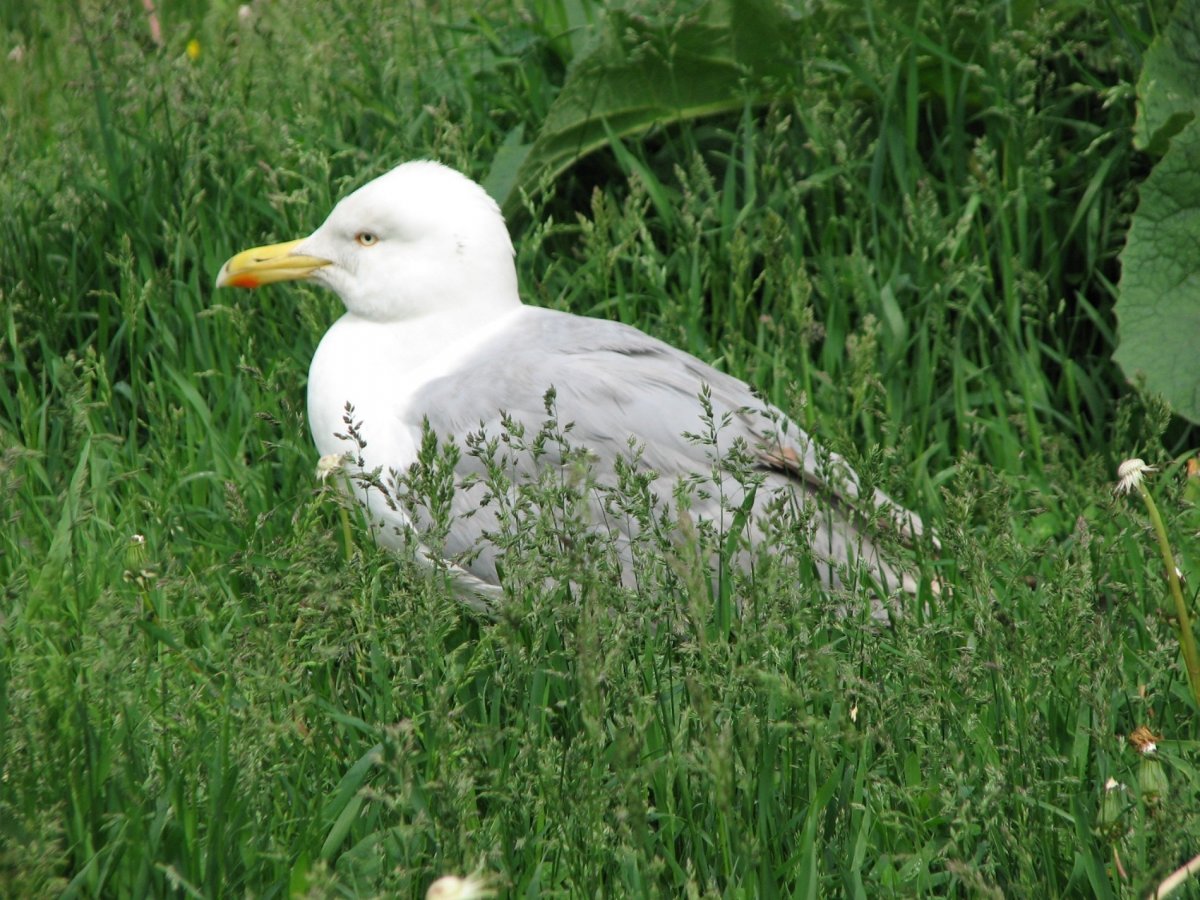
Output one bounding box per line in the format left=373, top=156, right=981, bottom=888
left=425, top=875, right=491, bottom=900
left=1115, top=458, right=1155, bottom=495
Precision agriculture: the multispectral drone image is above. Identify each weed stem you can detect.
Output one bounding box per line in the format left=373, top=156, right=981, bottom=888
left=1137, top=481, right=1200, bottom=708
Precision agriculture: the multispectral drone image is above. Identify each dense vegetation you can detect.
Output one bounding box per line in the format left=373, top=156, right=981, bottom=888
left=2, top=0, right=1197, bottom=896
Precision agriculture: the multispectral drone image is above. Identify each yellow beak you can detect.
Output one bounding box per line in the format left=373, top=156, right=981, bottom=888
left=215, top=239, right=331, bottom=289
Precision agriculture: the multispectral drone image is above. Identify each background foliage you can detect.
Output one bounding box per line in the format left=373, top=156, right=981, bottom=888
left=2, top=0, right=1198, bottom=896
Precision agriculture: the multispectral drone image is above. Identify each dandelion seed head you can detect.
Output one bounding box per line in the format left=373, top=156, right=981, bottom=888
left=316, top=453, right=344, bottom=482
left=1115, top=458, right=1155, bottom=495
left=426, top=875, right=490, bottom=900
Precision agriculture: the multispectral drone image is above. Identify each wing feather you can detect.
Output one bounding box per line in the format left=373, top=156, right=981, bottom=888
left=402, top=307, right=928, bottom=600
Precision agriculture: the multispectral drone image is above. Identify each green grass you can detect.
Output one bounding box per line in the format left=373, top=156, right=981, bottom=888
left=2, top=0, right=1199, bottom=896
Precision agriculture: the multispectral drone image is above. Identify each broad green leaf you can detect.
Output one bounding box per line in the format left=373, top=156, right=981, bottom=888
left=1114, top=114, right=1200, bottom=421
left=1115, top=0, right=1200, bottom=423
left=1133, top=0, right=1200, bottom=154
left=482, top=124, right=529, bottom=207
left=500, top=0, right=805, bottom=215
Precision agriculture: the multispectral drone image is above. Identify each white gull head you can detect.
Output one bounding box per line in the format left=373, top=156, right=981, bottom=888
left=217, top=160, right=521, bottom=323
left=296, top=161, right=519, bottom=322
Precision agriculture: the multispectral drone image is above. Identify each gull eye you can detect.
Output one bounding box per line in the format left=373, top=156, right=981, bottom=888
left=355, top=232, right=378, bottom=247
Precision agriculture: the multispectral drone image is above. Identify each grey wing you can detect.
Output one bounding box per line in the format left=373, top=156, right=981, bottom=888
left=403, top=308, right=928, bottom=596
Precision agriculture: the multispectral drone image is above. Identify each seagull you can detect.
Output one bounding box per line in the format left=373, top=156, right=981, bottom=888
left=216, top=160, right=931, bottom=612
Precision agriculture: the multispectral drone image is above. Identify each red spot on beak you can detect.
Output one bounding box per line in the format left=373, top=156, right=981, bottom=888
left=228, top=273, right=261, bottom=289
